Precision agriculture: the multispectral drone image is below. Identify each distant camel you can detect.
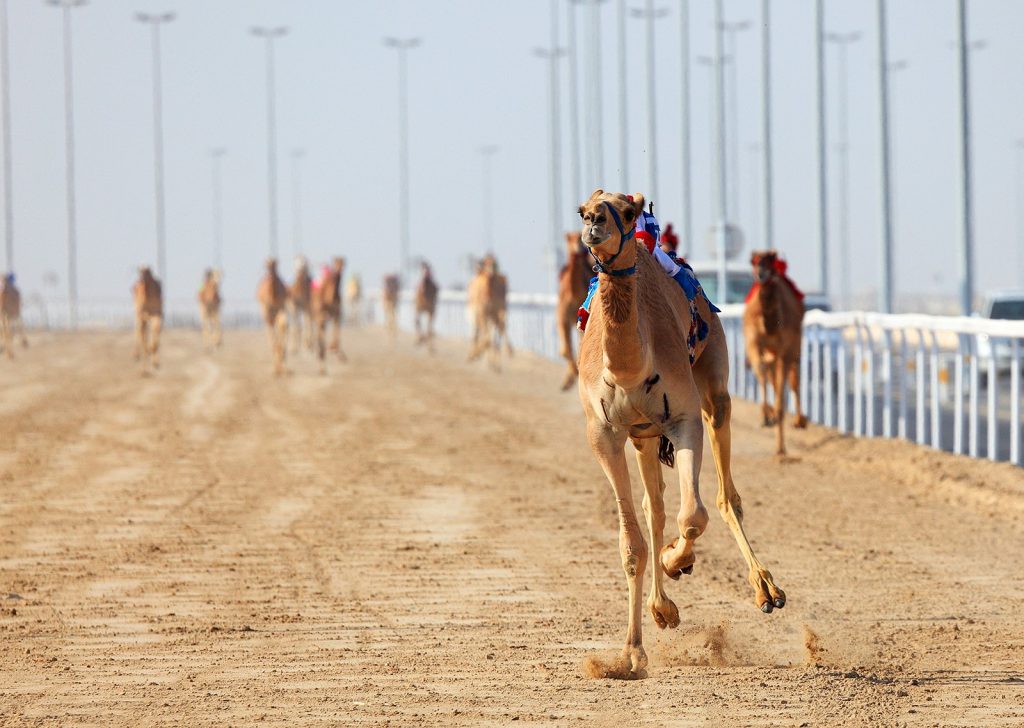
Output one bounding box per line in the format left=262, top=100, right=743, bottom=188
left=557, top=232, right=593, bottom=390
left=382, top=274, right=400, bottom=340
left=346, top=273, right=363, bottom=326
left=0, top=273, right=27, bottom=359
left=132, top=267, right=163, bottom=374
left=742, top=249, right=807, bottom=456
left=288, top=256, right=314, bottom=354
left=467, top=254, right=512, bottom=366
left=256, top=258, right=289, bottom=376
left=414, top=262, right=439, bottom=351
left=198, top=268, right=222, bottom=351
left=312, top=257, right=347, bottom=372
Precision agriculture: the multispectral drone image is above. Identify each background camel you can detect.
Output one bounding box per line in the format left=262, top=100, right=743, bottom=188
left=0, top=273, right=27, bottom=359
left=197, top=268, right=222, bottom=351
left=414, top=261, right=439, bottom=351
left=742, top=249, right=807, bottom=456
left=288, top=257, right=314, bottom=354
left=576, top=189, right=784, bottom=680
left=467, top=254, right=512, bottom=366
left=381, top=274, right=400, bottom=339
left=132, top=267, right=163, bottom=374
left=312, top=257, right=347, bottom=372
left=557, top=232, right=593, bottom=390
left=346, top=273, right=363, bottom=326
left=256, top=258, right=289, bottom=376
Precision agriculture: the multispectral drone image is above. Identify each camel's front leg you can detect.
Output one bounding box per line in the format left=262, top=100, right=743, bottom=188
left=703, top=388, right=787, bottom=613
left=633, top=438, right=679, bottom=630
left=134, top=315, right=145, bottom=364
left=1, top=315, right=12, bottom=360
left=788, top=359, right=808, bottom=428
left=772, top=359, right=788, bottom=455
left=212, top=311, right=222, bottom=348
left=557, top=320, right=578, bottom=391
left=660, top=409, right=709, bottom=579
left=149, top=316, right=163, bottom=370
left=586, top=420, right=648, bottom=679
left=332, top=314, right=346, bottom=361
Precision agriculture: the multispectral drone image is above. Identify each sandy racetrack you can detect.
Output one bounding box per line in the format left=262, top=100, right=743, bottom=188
left=1, top=328, right=1023, bottom=726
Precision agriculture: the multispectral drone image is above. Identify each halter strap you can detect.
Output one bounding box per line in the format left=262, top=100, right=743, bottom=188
left=589, top=201, right=636, bottom=276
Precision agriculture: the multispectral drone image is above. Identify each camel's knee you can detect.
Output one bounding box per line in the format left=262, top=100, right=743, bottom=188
left=620, top=531, right=648, bottom=578
left=709, top=391, right=731, bottom=430
left=716, top=489, right=743, bottom=521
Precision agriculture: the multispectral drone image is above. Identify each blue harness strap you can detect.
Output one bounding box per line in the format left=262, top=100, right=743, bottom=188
left=589, top=202, right=636, bottom=277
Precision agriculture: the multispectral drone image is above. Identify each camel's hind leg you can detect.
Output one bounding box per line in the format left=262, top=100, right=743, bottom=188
left=586, top=420, right=648, bottom=679
left=694, top=341, right=786, bottom=613
left=315, top=315, right=327, bottom=375
left=772, top=359, right=787, bottom=456
left=1, top=314, right=12, bottom=360
left=332, top=314, right=346, bottom=361
left=289, top=308, right=302, bottom=354
left=557, top=320, right=578, bottom=391
left=632, top=438, right=680, bottom=630
left=659, top=404, right=709, bottom=579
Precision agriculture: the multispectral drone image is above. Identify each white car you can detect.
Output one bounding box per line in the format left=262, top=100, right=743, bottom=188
left=976, top=291, right=1024, bottom=374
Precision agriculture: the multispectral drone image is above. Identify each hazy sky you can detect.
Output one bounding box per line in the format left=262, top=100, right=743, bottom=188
left=4, top=0, right=1023, bottom=308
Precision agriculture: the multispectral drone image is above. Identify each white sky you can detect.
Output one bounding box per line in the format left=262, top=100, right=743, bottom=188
left=4, top=0, right=1023, bottom=308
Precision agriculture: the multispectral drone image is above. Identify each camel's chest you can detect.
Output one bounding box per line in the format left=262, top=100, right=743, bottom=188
left=586, top=377, right=669, bottom=437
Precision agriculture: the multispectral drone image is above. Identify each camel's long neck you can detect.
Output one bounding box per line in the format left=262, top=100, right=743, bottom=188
left=758, top=277, right=783, bottom=334
left=600, top=271, right=646, bottom=387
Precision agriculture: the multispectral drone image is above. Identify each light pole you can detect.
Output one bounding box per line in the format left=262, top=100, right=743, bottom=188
left=479, top=145, right=499, bottom=254
left=567, top=0, right=582, bottom=203
left=136, top=11, right=174, bottom=287
left=826, top=30, right=861, bottom=309
left=630, top=2, right=669, bottom=206
left=720, top=18, right=750, bottom=226
left=815, top=0, right=829, bottom=299
left=680, top=0, right=691, bottom=251
left=617, top=0, right=628, bottom=190
left=383, top=36, right=420, bottom=284
left=1016, top=140, right=1024, bottom=284
left=573, top=0, right=606, bottom=188
left=714, top=0, right=728, bottom=303
left=761, top=0, right=772, bottom=250
left=0, top=0, right=13, bottom=272
left=47, top=0, right=85, bottom=328
left=877, top=0, right=894, bottom=313
left=210, top=148, right=226, bottom=269
left=290, top=148, right=304, bottom=257
left=251, top=25, right=288, bottom=260
left=955, top=0, right=982, bottom=315
left=887, top=58, right=908, bottom=309
left=534, top=42, right=566, bottom=287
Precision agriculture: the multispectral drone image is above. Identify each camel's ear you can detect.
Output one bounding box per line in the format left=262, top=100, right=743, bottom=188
left=750, top=252, right=761, bottom=265
left=625, top=193, right=646, bottom=223
left=577, top=205, right=585, bottom=218
left=588, top=188, right=604, bottom=200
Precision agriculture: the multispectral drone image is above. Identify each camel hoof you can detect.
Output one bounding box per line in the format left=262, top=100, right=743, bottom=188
left=660, top=540, right=695, bottom=581
left=793, top=415, right=808, bottom=429
left=650, top=598, right=680, bottom=630
left=761, top=603, right=774, bottom=614
left=681, top=564, right=693, bottom=575
left=774, top=598, right=786, bottom=609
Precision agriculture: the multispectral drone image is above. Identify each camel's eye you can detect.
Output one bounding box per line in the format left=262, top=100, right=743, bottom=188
left=595, top=215, right=606, bottom=225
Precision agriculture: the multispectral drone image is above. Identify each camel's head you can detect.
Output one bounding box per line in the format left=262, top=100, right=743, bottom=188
left=332, top=256, right=346, bottom=274
left=578, top=189, right=644, bottom=266
left=266, top=257, right=279, bottom=274
left=751, top=249, right=780, bottom=284
left=419, top=260, right=432, bottom=277
left=482, top=254, right=499, bottom=275
left=564, top=231, right=585, bottom=258
left=139, top=266, right=155, bottom=283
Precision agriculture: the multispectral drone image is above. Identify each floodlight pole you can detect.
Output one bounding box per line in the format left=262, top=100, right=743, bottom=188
left=251, top=25, right=288, bottom=260
left=384, top=36, right=420, bottom=284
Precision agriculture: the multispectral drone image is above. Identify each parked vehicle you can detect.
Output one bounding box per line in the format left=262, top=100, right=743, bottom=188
left=686, top=261, right=754, bottom=306
left=976, top=290, right=1024, bottom=375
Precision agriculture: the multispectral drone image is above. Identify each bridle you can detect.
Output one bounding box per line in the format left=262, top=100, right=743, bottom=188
left=588, top=201, right=636, bottom=277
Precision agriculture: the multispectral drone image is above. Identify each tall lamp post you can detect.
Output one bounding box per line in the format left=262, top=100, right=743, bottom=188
left=0, top=0, right=13, bottom=272
left=251, top=25, right=288, bottom=260
left=47, top=0, right=85, bottom=328
left=713, top=0, right=729, bottom=304
left=534, top=42, right=566, bottom=286
left=815, top=0, right=829, bottom=299
left=955, top=0, right=983, bottom=315
left=1016, top=140, right=1024, bottom=284
left=826, top=30, right=861, bottom=309
left=210, top=148, right=226, bottom=270
left=720, top=18, right=750, bottom=224
left=761, top=0, right=772, bottom=250
left=135, top=11, right=175, bottom=287
left=383, top=36, right=420, bottom=284
left=290, top=147, right=304, bottom=257
left=877, top=0, right=894, bottom=312
left=479, top=145, right=499, bottom=254
left=630, top=2, right=669, bottom=207
left=679, top=0, right=692, bottom=251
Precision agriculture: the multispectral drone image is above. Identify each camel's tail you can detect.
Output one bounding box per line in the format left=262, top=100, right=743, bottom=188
left=658, top=436, right=675, bottom=468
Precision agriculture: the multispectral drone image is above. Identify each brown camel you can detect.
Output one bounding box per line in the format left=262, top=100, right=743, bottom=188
left=382, top=274, right=400, bottom=340
left=256, top=258, right=289, bottom=376
left=288, top=256, right=314, bottom=354
left=311, top=257, right=347, bottom=372
left=132, top=267, right=163, bottom=374
left=414, top=261, right=439, bottom=351
left=557, top=232, right=594, bottom=390
left=0, top=273, right=27, bottom=359
left=576, top=190, right=784, bottom=680
left=742, top=249, right=807, bottom=456
left=467, top=254, right=512, bottom=366
left=197, top=268, right=222, bottom=351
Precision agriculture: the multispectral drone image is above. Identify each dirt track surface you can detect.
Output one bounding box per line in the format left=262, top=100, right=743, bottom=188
left=1, top=328, right=1023, bottom=727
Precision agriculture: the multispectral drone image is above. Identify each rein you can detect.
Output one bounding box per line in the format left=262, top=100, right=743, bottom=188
left=589, top=202, right=636, bottom=277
